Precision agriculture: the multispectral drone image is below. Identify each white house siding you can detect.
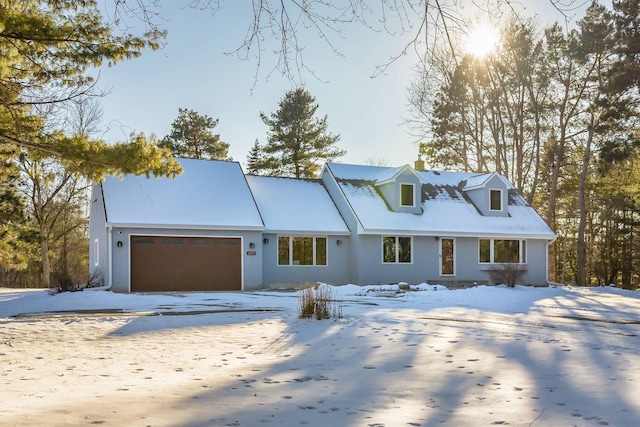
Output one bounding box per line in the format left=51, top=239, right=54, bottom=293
left=260, top=233, right=352, bottom=287
left=108, top=227, right=263, bottom=292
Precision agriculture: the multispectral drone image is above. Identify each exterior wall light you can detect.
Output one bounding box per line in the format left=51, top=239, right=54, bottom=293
left=336, top=239, right=342, bottom=246
left=263, top=238, right=269, bottom=244
left=117, top=241, right=123, bottom=247
left=249, top=242, right=255, bottom=249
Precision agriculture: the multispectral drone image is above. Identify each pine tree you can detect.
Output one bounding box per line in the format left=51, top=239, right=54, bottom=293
left=0, top=0, right=180, bottom=180
left=159, top=109, right=231, bottom=160
left=260, top=88, right=345, bottom=178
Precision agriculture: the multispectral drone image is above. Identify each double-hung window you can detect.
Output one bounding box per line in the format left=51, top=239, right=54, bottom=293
left=400, top=184, right=415, bottom=207
left=490, top=189, right=502, bottom=211
left=278, top=236, right=327, bottom=266
left=382, top=236, right=412, bottom=263
left=479, top=239, right=526, bottom=264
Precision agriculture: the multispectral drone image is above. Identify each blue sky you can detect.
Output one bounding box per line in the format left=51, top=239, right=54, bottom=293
left=94, top=1, right=593, bottom=169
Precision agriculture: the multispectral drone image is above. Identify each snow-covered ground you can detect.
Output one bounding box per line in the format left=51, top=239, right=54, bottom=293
left=1, top=284, right=638, bottom=426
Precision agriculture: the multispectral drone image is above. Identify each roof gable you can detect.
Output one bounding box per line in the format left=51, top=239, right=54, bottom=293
left=374, top=164, right=426, bottom=186
left=462, top=172, right=513, bottom=191
left=102, top=158, right=264, bottom=229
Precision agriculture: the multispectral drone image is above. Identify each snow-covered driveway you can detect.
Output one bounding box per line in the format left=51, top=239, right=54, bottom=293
left=1, top=285, right=638, bottom=426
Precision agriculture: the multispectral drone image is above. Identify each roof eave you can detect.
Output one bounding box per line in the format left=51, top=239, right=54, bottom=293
left=105, top=222, right=266, bottom=231
left=262, top=229, right=352, bottom=236
left=357, top=228, right=556, bottom=239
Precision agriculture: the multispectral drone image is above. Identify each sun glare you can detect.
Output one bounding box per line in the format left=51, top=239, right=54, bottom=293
left=464, top=23, right=500, bottom=58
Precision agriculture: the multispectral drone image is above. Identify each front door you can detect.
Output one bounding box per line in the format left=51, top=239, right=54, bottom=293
left=440, top=238, right=455, bottom=276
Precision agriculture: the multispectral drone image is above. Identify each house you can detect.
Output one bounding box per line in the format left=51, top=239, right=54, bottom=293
left=89, top=158, right=556, bottom=292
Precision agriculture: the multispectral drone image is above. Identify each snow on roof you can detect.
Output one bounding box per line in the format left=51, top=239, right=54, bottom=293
left=246, top=175, right=350, bottom=235
left=326, top=163, right=555, bottom=238
left=463, top=171, right=514, bottom=191
left=102, top=158, right=264, bottom=229
left=374, top=164, right=425, bottom=186
left=462, top=173, right=493, bottom=190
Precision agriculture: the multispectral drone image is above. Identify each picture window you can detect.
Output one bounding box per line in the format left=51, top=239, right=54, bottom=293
left=479, top=239, right=526, bottom=264
left=278, top=236, right=327, bottom=266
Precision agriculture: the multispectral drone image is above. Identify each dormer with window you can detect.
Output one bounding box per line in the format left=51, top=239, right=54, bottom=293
left=463, top=172, right=511, bottom=217
left=374, top=165, right=424, bottom=214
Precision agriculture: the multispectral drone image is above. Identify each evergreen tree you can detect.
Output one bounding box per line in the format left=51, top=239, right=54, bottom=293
left=159, top=108, right=231, bottom=160
left=246, top=140, right=262, bottom=174
left=0, top=148, right=37, bottom=273
left=260, top=88, right=344, bottom=178
left=0, top=0, right=180, bottom=180
left=610, top=0, right=640, bottom=92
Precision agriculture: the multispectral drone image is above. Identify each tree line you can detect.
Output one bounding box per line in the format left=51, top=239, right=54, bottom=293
left=408, top=1, right=640, bottom=288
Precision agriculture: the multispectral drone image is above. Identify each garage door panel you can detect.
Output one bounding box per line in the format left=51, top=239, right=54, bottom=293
left=130, top=236, right=241, bottom=292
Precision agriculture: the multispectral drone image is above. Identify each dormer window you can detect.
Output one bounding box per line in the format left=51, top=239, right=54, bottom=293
left=400, top=184, right=415, bottom=207
left=490, top=189, right=502, bottom=211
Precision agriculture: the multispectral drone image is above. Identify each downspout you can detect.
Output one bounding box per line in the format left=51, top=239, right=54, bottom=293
left=546, top=237, right=561, bottom=286
left=107, top=224, right=113, bottom=290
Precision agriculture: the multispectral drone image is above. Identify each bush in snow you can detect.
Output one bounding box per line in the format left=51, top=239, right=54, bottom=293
left=488, top=264, right=526, bottom=288
left=297, top=283, right=342, bottom=320
left=49, top=269, right=104, bottom=295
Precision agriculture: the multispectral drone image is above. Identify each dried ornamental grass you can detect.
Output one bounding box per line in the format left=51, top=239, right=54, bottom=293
left=297, top=283, right=342, bottom=319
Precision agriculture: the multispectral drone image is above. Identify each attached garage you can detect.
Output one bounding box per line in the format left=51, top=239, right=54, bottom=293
left=130, top=235, right=242, bottom=292
left=91, top=159, right=266, bottom=292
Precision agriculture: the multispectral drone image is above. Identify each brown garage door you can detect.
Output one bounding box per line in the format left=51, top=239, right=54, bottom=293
left=130, top=236, right=242, bottom=292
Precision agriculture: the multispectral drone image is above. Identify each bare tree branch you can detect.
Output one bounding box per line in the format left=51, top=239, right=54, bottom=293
left=109, top=1, right=589, bottom=85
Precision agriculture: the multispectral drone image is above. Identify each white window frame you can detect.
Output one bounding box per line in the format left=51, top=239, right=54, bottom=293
left=277, top=236, right=328, bottom=267
left=94, top=238, right=99, bottom=267
left=400, top=183, right=415, bottom=207
left=439, top=237, right=456, bottom=276
left=382, top=236, right=413, bottom=264
left=489, top=188, right=503, bottom=211
left=478, top=239, right=527, bottom=264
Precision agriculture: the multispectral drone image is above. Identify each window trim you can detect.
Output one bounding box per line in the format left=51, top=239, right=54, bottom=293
left=277, top=236, right=328, bottom=267
left=94, top=238, right=99, bottom=267
left=489, top=188, right=503, bottom=211
left=382, top=236, right=413, bottom=264
left=400, top=183, right=415, bottom=207
left=478, top=239, right=527, bottom=264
